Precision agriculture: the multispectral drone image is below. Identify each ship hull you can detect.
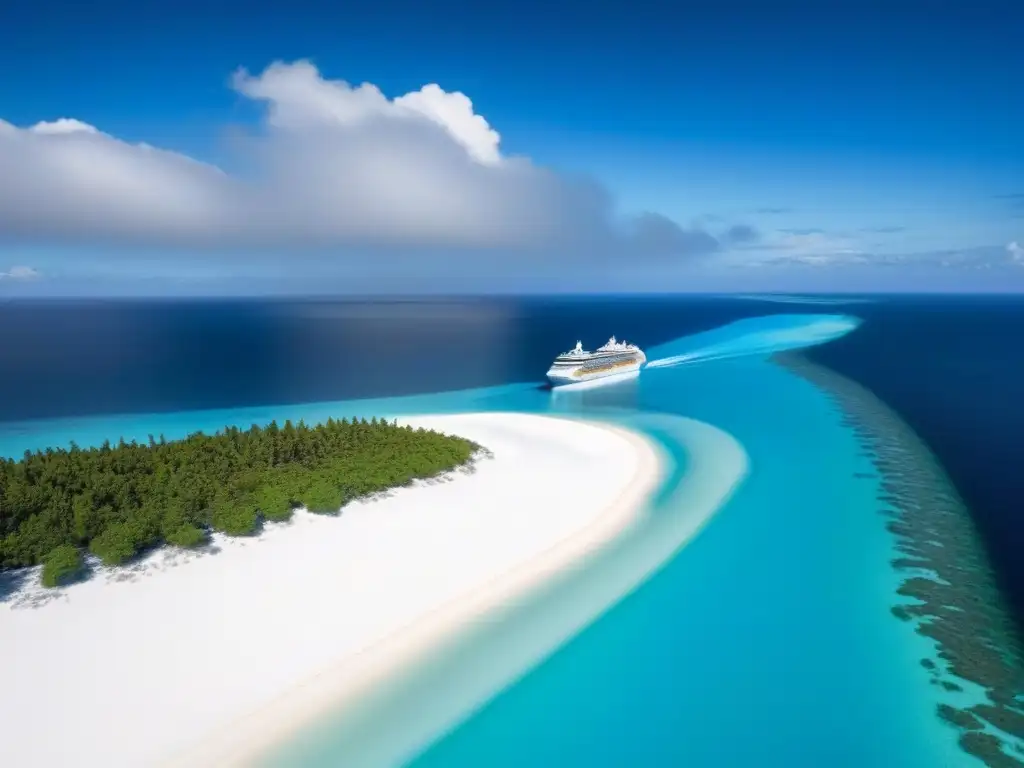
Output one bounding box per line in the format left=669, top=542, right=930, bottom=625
left=546, top=357, right=644, bottom=387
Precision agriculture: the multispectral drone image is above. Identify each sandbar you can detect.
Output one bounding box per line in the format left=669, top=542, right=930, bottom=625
left=0, top=412, right=662, bottom=768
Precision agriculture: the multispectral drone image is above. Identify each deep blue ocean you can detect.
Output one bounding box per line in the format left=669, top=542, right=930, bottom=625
left=807, top=295, right=1024, bottom=622
left=3, top=294, right=1023, bottom=767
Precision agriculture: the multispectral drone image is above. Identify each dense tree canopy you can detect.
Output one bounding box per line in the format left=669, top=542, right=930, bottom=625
left=0, top=417, right=476, bottom=585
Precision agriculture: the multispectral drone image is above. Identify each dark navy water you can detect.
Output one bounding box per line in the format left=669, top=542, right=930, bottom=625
left=807, top=295, right=1024, bottom=623
left=0, top=297, right=771, bottom=422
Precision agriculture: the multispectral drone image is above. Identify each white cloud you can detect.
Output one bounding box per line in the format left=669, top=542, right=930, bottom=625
left=773, top=252, right=870, bottom=267
left=0, top=265, right=40, bottom=280
left=0, top=60, right=731, bottom=261
left=742, top=229, right=868, bottom=267
left=232, top=62, right=502, bottom=166
left=768, top=230, right=861, bottom=257
left=754, top=243, right=1024, bottom=272
left=29, top=118, right=99, bottom=136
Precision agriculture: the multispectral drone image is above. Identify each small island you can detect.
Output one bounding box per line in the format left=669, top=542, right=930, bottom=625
left=0, top=413, right=657, bottom=767
left=0, top=416, right=477, bottom=587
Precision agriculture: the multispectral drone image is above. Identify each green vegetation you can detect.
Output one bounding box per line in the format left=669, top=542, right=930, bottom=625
left=0, top=417, right=477, bottom=585
left=40, top=544, right=84, bottom=588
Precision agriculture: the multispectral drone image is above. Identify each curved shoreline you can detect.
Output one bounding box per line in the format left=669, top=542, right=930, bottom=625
left=253, top=412, right=748, bottom=768
left=171, top=414, right=666, bottom=766
left=0, top=412, right=663, bottom=767
left=0, top=410, right=750, bottom=768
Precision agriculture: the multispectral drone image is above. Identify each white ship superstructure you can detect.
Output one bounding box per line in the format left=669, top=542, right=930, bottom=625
left=546, top=336, right=647, bottom=386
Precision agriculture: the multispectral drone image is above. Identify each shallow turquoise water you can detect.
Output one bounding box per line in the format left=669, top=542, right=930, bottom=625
left=0, top=314, right=971, bottom=766
left=409, top=356, right=958, bottom=767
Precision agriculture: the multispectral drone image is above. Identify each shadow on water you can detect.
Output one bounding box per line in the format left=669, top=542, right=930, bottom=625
left=548, top=375, right=641, bottom=414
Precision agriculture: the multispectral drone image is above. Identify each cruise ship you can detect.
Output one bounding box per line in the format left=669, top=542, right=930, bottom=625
left=546, top=336, right=647, bottom=386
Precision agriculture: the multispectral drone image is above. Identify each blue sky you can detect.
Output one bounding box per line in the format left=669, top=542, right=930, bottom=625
left=0, top=0, right=1022, bottom=294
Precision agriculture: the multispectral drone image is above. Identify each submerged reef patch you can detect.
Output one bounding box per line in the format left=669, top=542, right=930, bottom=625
left=775, top=352, right=1024, bottom=768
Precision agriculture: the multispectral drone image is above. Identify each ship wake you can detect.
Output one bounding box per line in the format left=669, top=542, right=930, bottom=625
left=549, top=369, right=641, bottom=392
left=644, top=314, right=861, bottom=371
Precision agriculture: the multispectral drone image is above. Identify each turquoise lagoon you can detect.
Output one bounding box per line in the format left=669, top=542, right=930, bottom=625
left=0, top=314, right=996, bottom=766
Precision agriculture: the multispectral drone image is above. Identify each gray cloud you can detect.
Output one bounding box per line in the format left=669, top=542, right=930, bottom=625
left=723, top=224, right=759, bottom=244
left=624, top=217, right=759, bottom=260
left=756, top=244, right=1024, bottom=271
left=779, top=227, right=824, bottom=236
left=753, top=229, right=859, bottom=256
left=859, top=226, right=906, bottom=234
left=0, top=61, right=739, bottom=265
left=629, top=213, right=721, bottom=257
left=0, top=265, right=40, bottom=280
left=638, top=216, right=762, bottom=258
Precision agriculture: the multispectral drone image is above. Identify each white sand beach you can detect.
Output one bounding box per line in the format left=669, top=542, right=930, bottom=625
left=0, top=412, right=663, bottom=768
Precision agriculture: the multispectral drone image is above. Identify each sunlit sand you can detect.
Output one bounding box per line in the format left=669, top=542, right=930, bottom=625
left=0, top=412, right=662, bottom=768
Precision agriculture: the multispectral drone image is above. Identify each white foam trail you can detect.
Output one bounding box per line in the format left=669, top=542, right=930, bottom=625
left=645, top=350, right=747, bottom=370
left=549, top=369, right=640, bottom=392
left=644, top=314, right=861, bottom=371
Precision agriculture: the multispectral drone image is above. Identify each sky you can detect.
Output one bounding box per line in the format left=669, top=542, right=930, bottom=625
left=0, top=0, right=1022, bottom=295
